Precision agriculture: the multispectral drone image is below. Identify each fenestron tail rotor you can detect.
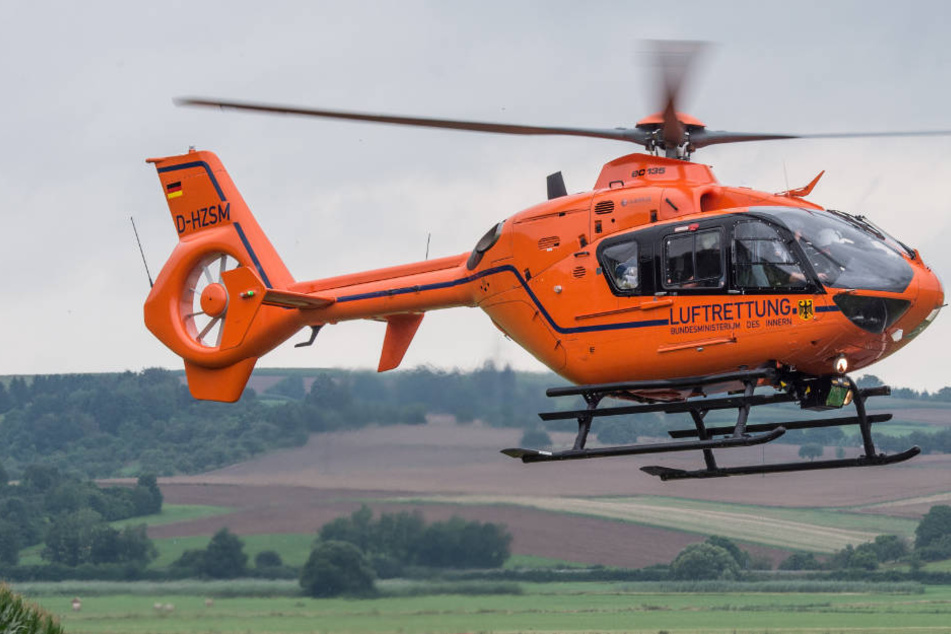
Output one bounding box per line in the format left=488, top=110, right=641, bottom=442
left=182, top=252, right=240, bottom=349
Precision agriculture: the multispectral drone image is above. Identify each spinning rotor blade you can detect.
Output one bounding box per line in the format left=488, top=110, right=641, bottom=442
left=650, top=41, right=707, bottom=151
left=690, top=128, right=951, bottom=149
left=177, top=40, right=951, bottom=160
left=177, top=97, right=650, bottom=146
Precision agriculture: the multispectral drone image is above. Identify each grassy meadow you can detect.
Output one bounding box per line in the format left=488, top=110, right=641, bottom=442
left=19, top=580, right=951, bottom=634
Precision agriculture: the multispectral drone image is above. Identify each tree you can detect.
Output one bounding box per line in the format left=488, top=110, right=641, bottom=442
left=117, top=524, right=158, bottom=565
left=706, top=536, right=750, bottom=569
left=855, top=375, right=884, bottom=388
left=0, top=460, right=7, bottom=488
left=41, top=508, right=104, bottom=566
left=915, top=505, right=951, bottom=550
left=320, top=505, right=374, bottom=552
left=519, top=428, right=552, bottom=449
left=416, top=516, right=512, bottom=568
left=171, top=548, right=206, bottom=575
left=871, top=535, right=908, bottom=562
left=779, top=552, right=821, bottom=571
left=849, top=545, right=879, bottom=570
left=201, top=528, right=248, bottom=578
left=670, top=543, right=740, bottom=580
left=131, top=474, right=163, bottom=516
left=371, top=510, right=425, bottom=564
left=0, top=519, right=21, bottom=566
left=595, top=419, right=640, bottom=445
left=300, top=540, right=375, bottom=598
left=266, top=375, right=307, bottom=400
left=798, top=444, right=824, bottom=461
left=21, top=464, right=62, bottom=493
left=0, top=382, right=12, bottom=415
left=255, top=550, right=283, bottom=568
left=89, top=525, right=122, bottom=565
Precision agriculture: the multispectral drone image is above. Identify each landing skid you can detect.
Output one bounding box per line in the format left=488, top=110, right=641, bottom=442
left=501, top=368, right=920, bottom=479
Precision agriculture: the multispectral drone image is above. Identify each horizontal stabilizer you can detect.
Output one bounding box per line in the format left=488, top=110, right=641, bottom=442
left=262, top=289, right=335, bottom=309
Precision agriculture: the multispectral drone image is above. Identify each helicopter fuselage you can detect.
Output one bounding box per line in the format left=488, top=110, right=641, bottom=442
left=144, top=149, right=943, bottom=401
left=276, top=153, right=944, bottom=387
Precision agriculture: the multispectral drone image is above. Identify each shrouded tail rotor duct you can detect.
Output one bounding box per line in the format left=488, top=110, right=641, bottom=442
left=182, top=252, right=241, bottom=349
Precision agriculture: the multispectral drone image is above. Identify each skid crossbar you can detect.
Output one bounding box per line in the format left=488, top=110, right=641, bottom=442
left=501, top=369, right=918, bottom=479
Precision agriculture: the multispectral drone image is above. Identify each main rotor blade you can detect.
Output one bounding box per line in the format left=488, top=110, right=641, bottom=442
left=177, top=97, right=649, bottom=145
left=691, top=128, right=951, bottom=148
left=650, top=41, right=707, bottom=149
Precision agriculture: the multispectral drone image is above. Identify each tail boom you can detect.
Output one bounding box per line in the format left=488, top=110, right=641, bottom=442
left=145, top=149, right=478, bottom=402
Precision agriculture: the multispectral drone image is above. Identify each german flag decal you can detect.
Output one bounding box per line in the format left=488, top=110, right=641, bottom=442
left=166, top=181, right=183, bottom=199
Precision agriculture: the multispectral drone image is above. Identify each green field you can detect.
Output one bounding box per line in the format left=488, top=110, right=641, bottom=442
left=111, top=504, right=234, bottom=529
left=21, top=581, right=951, bottom=633
left=150, top=532, right=316, bottom=568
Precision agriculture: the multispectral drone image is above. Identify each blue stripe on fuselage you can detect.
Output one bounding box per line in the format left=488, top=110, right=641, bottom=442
left=336, top=264, right=668, bottom=335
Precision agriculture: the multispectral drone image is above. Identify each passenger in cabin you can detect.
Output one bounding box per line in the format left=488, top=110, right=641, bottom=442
left=615, top=260, right=639, bottom=290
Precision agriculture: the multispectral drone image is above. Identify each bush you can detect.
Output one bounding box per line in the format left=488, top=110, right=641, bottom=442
left=779, top=552, right=822, bottom=571
left=917, top=535, right=951, bottom=561
left=201, top=529, right=248, bottom=579
left=519, top=428, right=551, bottom=449
left=915, top=505, right=951, bottom=551
left=254, top=550, right=283, bottom=569
left=300, top=540, right=375, bottom=598
left=416, top=517, right=512, bottom=568
left=871, top=535, right=908, bottom=562
left=318, top=507, right=511, bottom=570
left=670, top=543, right=739, bottom=580
left=798, top=444, right=824, bottom=460
left=706, top=536, right=750, bottom=569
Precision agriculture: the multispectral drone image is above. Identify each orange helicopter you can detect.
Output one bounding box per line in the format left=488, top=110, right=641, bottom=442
left=144, top=45, right=945, bottom=479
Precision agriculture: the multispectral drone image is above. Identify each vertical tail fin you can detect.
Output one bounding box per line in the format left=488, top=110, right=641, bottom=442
left=144, top=149, right=303, bottom=401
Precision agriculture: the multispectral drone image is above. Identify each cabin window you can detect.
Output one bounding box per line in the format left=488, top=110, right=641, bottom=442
left=602, top=240, right=640, bottom=292
left=733, top=221, right=809, bottom=289
left=663, top=229, right=723, bottom=289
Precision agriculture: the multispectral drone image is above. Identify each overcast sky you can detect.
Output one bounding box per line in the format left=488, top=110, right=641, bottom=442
left=1, top=0, right=948, bottom=390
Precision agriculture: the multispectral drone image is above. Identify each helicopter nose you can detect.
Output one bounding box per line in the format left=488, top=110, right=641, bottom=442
left=907, top=267, right=944, bottom=341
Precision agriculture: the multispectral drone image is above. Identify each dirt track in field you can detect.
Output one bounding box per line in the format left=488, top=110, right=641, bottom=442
left=150, top=420, right=951, bottom=566
left=154, top=482, right=790, bottom=567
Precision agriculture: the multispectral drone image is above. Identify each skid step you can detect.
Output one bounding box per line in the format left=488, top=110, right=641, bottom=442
left=502, top=428, right=785, bottom=463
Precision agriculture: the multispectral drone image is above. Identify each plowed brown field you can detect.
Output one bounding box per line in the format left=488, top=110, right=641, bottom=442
left=151, top=419, right=951, bottom=566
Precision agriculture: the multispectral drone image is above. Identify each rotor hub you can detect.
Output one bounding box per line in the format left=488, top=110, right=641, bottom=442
left=200, top=282, right=229, bottom=318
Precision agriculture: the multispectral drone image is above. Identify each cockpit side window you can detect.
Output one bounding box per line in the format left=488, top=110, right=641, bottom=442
left=663, top=229, right=724, bottom=290
left=601, top=239, right=641, bottom=294
left=733, top=220, right=809, bottom=290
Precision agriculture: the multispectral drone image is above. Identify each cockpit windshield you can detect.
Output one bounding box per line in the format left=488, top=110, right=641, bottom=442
left=752, top=207, right=914, bottom=293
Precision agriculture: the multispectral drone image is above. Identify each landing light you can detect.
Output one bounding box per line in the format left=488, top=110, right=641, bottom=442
left=834, top=355, right=848, bottom=374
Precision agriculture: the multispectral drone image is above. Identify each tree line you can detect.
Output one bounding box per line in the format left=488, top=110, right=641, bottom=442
left=0, top=365, right=552, bottom=479
left=0, top=465, right=161, bottom=574
left=0, top=368, right=948, bottom=482
left=300, top=505, right=512, bottom=597
left=665, top=505, right=951, bottom=581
